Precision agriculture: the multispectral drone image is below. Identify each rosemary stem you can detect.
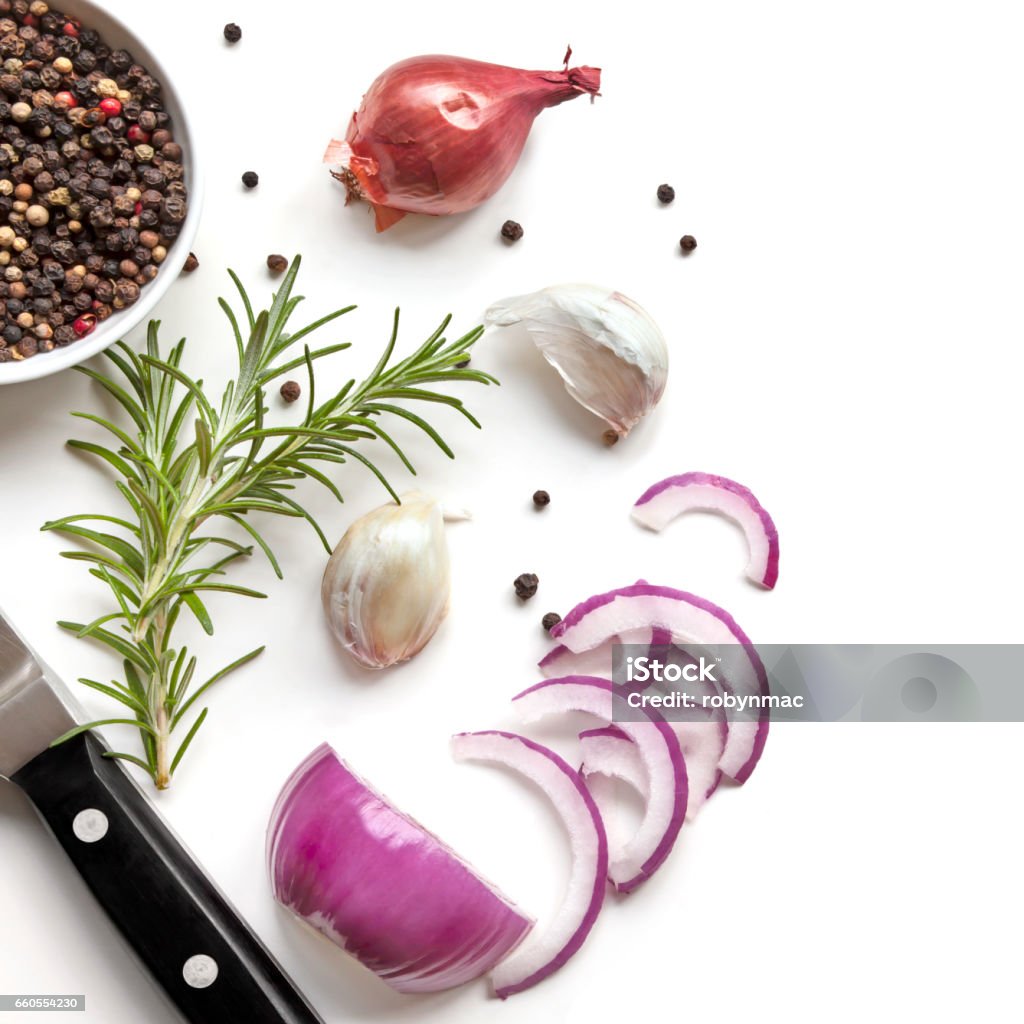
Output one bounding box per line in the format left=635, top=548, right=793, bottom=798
left=155, top=704, right=170, bottom=790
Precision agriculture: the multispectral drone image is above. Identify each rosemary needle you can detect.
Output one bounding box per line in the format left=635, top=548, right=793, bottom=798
left=42, top=256, right=496, bottom=789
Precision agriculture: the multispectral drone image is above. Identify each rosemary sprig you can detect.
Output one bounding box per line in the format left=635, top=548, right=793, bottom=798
left=43, top=256, right=495, bottom=789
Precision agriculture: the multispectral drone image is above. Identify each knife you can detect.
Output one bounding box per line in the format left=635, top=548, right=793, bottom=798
left=0, top=609, right=324, bottom=1024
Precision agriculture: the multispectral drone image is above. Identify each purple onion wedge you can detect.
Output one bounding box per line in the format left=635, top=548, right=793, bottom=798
left=267, top=743, right=532, bottom=994
left=631, top=472, right=780, bottom=589
left=511, top=677, right=687, bottom=893
left=550, top=582, right=770, bottom=783
left=450, top=731, right=608, bottom=998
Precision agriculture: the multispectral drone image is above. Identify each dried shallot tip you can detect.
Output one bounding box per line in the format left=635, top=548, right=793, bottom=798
left=679, top=234, right=697, bottom=254
left=325, top=54, right=602, bottom=232
left=657, top=184, right=675, bottom=204
left=267, top=254, right=288, bottom=274
left=501, top=220, right=524, bottom=242
left=280, top=380, right=301, bottom=403
left=182, top=253, right=199, bottom=273
left=242, top=171, right=259, bottom=189
left=542, top=612, right=562, bottom=632
left=514, top=572, right=539, bottom=601
left=532, top=490, right=550, bottom=508
left=223, top=23, right=242, bottom=43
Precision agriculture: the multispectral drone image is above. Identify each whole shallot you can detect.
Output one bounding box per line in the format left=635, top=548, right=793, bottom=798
left=325, top=50, right=601, bottom=231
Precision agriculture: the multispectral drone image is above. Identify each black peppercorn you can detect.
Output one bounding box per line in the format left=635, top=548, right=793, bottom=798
left=159, top=195, right=186, bottom=223
left=500, top=219, right=523, bottom=242
left=223, top=23, right=242, bottom=43
left=541, top=612, right=562, bottom=632
left=532, top=489, right=551, bottom=508
left=241, top=170, right=258, bottom=189
left=266, top=253, right=287, bottom=273
left=679, top=234, right=697, bottom=254
left=0, top=12, right=187, bottom=361
left=280, top=380, right=301, bottom=403
left=182, top=252, right=198, bottom=273
left=454, top=357, right=470, bottom=369
left=514, top=573, right=539, bottom=601
left=656, top=183, right=675, bottom=204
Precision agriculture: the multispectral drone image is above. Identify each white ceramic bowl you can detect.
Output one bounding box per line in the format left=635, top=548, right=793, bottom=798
left=0, top=0, right=202, bottom=385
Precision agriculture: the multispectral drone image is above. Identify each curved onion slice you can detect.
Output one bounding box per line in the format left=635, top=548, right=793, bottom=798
left=580, top=725, right=648, bottom=795
left=580, top=685, right=726, bottom=822
left=451, top=731, right=607, bottom=998
left=632, top=472, right=780, bottom=589
left=511, top=676, right=687, bottom=892
left=267, top=743, right=532, bottom=993
left=550, top=582, right=770, bottom=783
left=539, top=625, right=659, bottom=680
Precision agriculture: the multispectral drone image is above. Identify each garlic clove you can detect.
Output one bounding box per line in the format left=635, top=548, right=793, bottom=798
left=322, top=491, right=454, bottom=670
left=485, top=284, right=669, bottom=438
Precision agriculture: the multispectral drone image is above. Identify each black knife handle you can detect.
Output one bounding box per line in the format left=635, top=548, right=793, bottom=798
left=11, top=732, right=323, bottom=1024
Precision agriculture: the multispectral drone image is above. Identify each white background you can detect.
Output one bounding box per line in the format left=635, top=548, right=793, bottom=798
left=1, top=0, right=1022, bottom=1021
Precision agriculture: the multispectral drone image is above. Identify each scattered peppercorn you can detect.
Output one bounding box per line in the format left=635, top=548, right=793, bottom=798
left=241, top=170, right=259, bottom=189
left=679, top=234, right=697, bottom=254
left=602, top=429, right=620, bottom=446
left=513, top=572, right=539, bottom=601
left=657, top=183, right=675, bottom=204
left=500, top=219, right=524, bottom=242
left=541, top=612, right=562, bottom=632
left=266, top=253, right=287, bottom=273
left=182, top=252, right=199, bottom=273
left=454, top=356, right=470, bottom=369
left=223, top=22, right=242, bottom=43
left=280, top=380, right=301, bottom=403
left=532, top=489, right=550, bottom=508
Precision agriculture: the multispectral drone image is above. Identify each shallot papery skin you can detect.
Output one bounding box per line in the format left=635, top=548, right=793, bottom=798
left=267, top=744, right=533, bottom=993
left=325, top=54, right=601, bottom=231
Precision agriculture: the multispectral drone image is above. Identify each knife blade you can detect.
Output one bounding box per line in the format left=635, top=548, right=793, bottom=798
left=0, top=609, right=324, bottom=1024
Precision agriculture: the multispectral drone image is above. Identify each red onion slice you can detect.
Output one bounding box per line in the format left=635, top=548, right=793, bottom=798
left=267, top=744, right=532, bottom=993
left=550, top=582, right=770, bottom=783
left=511, top=677, right=687, bottom=892
left=450, top=731, right=607, bottom=998
left=580, top=695, right=726, bottom=822
left=632, top=472, right=780, bottom=589
left=538, top=626, right=657, bottom=679
left=579, top=725, right=648, bottom=796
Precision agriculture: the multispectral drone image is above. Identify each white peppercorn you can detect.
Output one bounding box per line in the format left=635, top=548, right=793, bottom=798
left=26, top=205, right=49, bottom=227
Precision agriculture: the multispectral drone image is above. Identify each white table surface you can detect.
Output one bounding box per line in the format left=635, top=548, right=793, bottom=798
left=1, top=0, right=1022, bottom=1021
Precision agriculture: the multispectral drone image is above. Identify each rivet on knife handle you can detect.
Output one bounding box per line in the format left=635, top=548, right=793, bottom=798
left=11, top=732, right=323, bottom=1024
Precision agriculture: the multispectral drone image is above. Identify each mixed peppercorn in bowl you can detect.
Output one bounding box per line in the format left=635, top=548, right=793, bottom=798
left=0, top=0, right=199, bottom=384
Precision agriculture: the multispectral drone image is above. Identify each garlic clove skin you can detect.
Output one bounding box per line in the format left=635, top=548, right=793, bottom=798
left=485, top=284, right=669, bottom=438
left=322, top=492, right=453, bottom=670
